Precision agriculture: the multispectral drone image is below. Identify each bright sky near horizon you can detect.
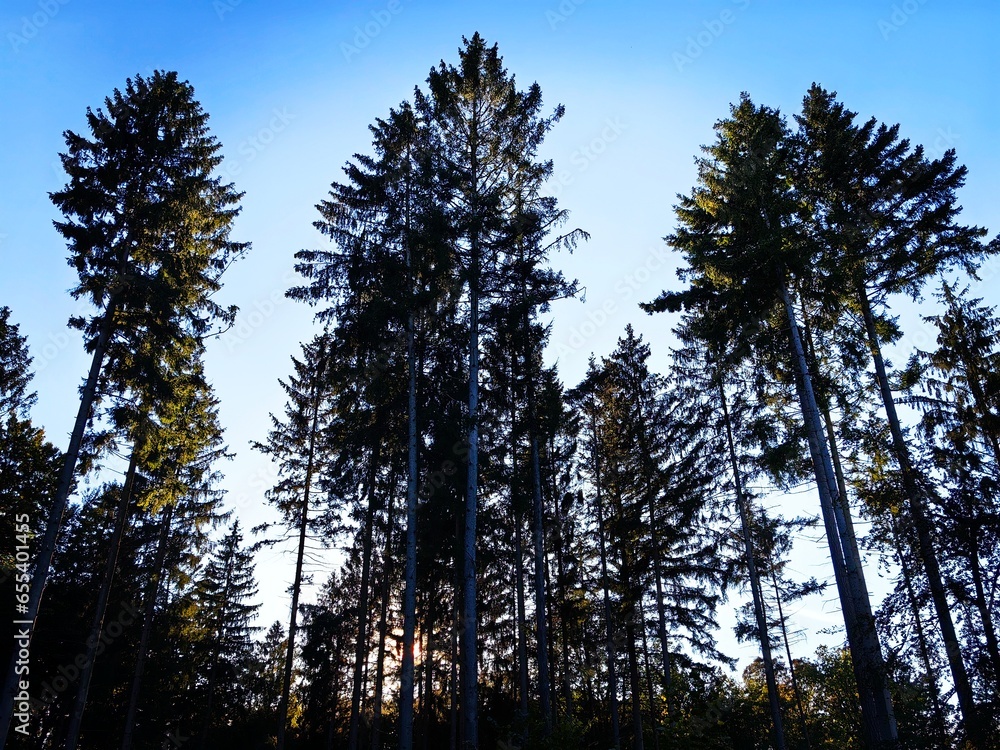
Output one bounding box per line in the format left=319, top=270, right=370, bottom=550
left=2, top=0, right=998, bottom=671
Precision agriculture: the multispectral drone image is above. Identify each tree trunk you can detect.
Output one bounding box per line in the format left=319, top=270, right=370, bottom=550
left=543, top=533, right=559, bottom=721
left=889, top=517, right=947, bottom=744
left=969, top=542, right=1000, bottom=688
left=121, top=502, right=174, bottom=750
left=717, top=380, right=787, bottom=750
left=510, top=420, right=530, bottom=722
left=349, top=460, right=380, bottom=750
left=200, top=538, right=237, bottom=750
left=527, top=415, right=553, bottom=738
left=548, top=436, right=573, bottom=718
left=459, top=224, right=481, bottom=748
left=592, top=409, right=621, bottom=750
left=770, top=566, right=812, bottom=750
left=639, top=612, right=660, bottom=750
left=778, top=281, right=898, bottom=749
left=857, top=284, right=982, bottom=748
left=420, top=593, right=437, bottom=750
left=400, top=148, right=419, bottom=750
left=370, top=488, right=396, bottom=750
left=326, top=632, right=347, bottom=750
left=1, top=305, right=116, bottom=744
left=65, top=449, right=139, bottom=750
left=798, top=284, right=892, bottom=737
left=277, top=378, right=323, bottom=750
left=624, top=614, right=645, bottom=750
left=449, top=573, right=459, bottom=750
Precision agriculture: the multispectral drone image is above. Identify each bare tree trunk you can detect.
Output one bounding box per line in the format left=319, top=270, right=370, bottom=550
left=528, top=424, right=552, bottom=733
left=624, top=614, right=645, bottom=750
left=277, top=376, right=323, bottom=750
left=857, top=285, right=982, bottom=748
left=799, top=285, right=894, bottom=742
left=370, top=488, right=396, bottom=750
left=639, top=612, right=660, bottom=750
left=889, top=518, right=947, bottom=744
left=717, top=380, right=787, bottom=750
left=547, top=436, right=573, bottom=718
left=349, top=460, right=380, bottom=750
left=199, top=537, right=237, bottom=750
left=769, top=566, right=812, bottom=750
left=121, top=502, right=174, bottom=750
left=459, top=232, right=481, bottom=749
left=970, top=545, right=1000, bottom=689
left=1, top=306, right=116, bottom=745
left=449, top=574, right=459, bottom=750
left=778, top=281, right=898, bottom=749
left=592, top=408, right=621, bottom=750
left=400, top=153, right=419, bottom=750
left=65, top=449, right=139, bottom=750
left=420, top=594, right=437, bottom=750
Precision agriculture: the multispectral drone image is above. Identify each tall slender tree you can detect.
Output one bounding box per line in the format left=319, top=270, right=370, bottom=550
left=253, top=333, right=335, bottom=750
left=643, top=95, right=898, bottom=749
left=415, top=35, right=568, bottom=748
left=0, top=70, right=247, bottom=746
left=194, top=520, right=260, bottom=749
left=796, top=85, right=994, bottom=748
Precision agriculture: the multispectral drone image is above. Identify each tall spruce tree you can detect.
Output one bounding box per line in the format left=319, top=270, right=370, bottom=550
left=795, top=85, right=994, bottom=748
left=643, top=95, right=898, bottom=749
left=0, top=70, right=247, bottom=744
left=120, top=365, right=230, bottom=750
left=194, top=520, right=260, bottom=749
left=416, top=35, right=567, bottom=747
left=253, top=332, right=336, bottom=750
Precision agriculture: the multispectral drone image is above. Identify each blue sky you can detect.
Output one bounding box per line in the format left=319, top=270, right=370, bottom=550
left=2, top=0, right=998, bottom=667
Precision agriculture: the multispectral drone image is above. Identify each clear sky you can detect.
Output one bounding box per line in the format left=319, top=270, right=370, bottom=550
left=2, top=0, right=998, bottom=669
